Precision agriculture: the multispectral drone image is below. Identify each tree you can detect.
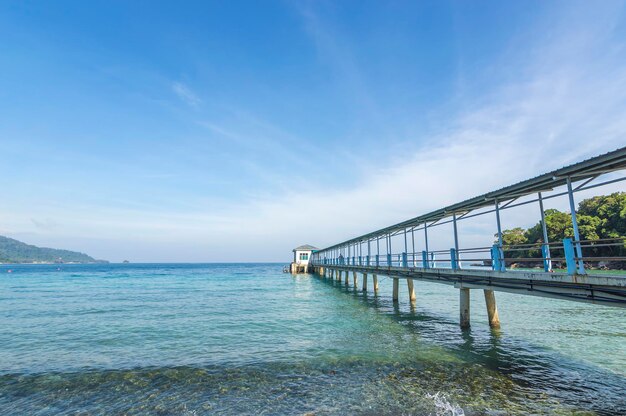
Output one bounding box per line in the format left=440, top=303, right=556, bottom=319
left=495, top=192, right=625, bottom=268
left=578, top=192, right=626, bottom=257
left=496, top=228, right=528, bottom=260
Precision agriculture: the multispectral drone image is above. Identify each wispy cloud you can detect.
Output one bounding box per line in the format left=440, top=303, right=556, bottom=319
left=3, top=2, right=625, bottom=262
left=192, top=1, right=626, bottom=258
left=172, top=81, right=202, bottom=107
left=295, top=2, right=382, bottom=130
left=30, top=218, right=59, bottom=231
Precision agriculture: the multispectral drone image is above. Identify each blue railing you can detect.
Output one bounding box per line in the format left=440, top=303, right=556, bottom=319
left=313, top=237, right=625, bottom=275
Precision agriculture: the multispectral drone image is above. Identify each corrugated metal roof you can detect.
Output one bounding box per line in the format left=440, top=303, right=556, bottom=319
left=319, top=146, right=626, bottom=251
left=293, top=244, right=319, bottom=251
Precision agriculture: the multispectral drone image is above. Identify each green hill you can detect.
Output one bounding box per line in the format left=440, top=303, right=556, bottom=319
left=0, top=236, right=107, bottom=264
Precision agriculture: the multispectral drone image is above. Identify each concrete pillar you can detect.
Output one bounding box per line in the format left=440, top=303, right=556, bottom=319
left=407, top=279, right=416, bottom=302
left=373, top=274, right=379, bottom=292
left=345, top=270, right=349, bottom=285
left=362, top=273, right=368, bottom=292
left=392, top=278, right=399, bottom=302
left=483, top=290, right=500, bottom=328
left=460, top=288, right=470, bottom=328
left=353, top=271, right=358, bottom=287
left=337, top=270, right=342, bottom=281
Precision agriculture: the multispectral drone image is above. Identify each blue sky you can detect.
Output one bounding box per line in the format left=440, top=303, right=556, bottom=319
left=1, top=1, right=625, bottom=262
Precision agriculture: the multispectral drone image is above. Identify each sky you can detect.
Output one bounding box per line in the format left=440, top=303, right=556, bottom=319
left=0, top=0, right=625, bottom=262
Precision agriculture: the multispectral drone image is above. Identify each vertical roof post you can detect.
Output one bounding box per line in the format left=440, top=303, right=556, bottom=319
left=424, top=223, right=430, bottom=264
left=494, top=200, right=505, bottom=272
left=452, top=213, right=460, bottom=269
left=403, top=228, right=408, bottom=254
left=538, top=192, right=552, bottom=272
left=411, top=227, right=415, bottom=266
left=566, top=177, right=585, bottom=274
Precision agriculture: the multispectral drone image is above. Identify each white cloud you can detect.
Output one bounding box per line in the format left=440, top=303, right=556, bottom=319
left=172, top=81, right=202, bottom=107
left=3, top=2, right=626, bottom=262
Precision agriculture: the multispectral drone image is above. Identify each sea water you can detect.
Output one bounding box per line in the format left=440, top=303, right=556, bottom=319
left=0, top=263, right=624, bottom=415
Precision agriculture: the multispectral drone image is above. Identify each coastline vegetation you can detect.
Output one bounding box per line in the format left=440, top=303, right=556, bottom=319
left=0, top=235, right=107, bottom=264
left=500, top=192, right=625, bottom=269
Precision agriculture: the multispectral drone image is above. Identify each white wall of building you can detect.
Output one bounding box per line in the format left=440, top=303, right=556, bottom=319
left=293, top=250, right=312, bottom=265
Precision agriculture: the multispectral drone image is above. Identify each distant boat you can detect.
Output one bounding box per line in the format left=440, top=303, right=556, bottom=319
left=122, top=260, right=130, bottom=263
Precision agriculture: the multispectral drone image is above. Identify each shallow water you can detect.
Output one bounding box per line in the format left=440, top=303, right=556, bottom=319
left=0, top=263, right=624, bottom=414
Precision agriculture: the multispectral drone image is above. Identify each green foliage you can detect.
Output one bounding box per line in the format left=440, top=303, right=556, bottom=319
left=497, top=192, right=626, bottom=263
left=0, top=236, right=106, bottom=263
left=500, top=227, right=527, bottom=246
left=497, top=228, right=528, bottom=259
left=578, top=192, right=626, bottom=239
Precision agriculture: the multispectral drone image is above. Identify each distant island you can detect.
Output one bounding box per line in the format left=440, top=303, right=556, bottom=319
left=0, top=236, right=108, bottom=264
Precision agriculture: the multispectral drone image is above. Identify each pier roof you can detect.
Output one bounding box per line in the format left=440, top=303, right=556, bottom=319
left=293, top=244, right=319, bottom=252
left=323, top=146, right=626, bottom=249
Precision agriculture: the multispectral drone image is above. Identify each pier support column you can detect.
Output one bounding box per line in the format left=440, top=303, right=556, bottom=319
left=483, top=290, right=500, bottom=328
left=345, top=270, right=349, bottom=285
left=392, top=278, right=399, bottom=302
left=460, top=288, right=470, bottom=328
left=407, top=279, right=416, bottom=303
left=362, top=273, right=368, bottom=292
left=353, top=271, right=358, bottom=287
left=373, top=275, right=379, bottom=293
left=337, top=270, right=342, bottom=282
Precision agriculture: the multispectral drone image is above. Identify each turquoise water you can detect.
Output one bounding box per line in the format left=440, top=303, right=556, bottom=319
left=0, top=263, right=624, bottom=415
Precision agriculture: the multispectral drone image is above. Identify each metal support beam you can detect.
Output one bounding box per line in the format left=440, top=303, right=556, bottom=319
left=424, top=224, right=430, bottom=267
left=452, top=213, right=460, bottom=269
left=566, top=176, right=585, bottom=274
left=494, top=200, right=506, bottom=272
left=403, top=228, right=408, bottom=259
left=411, top=227, right=416, bottom=266
left=376, top=237, right=380, bottom=257
left=538, top=192, right=552, bottom=272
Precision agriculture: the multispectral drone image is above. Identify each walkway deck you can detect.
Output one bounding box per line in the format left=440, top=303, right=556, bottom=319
left=320, top=264, right=626, bottom=308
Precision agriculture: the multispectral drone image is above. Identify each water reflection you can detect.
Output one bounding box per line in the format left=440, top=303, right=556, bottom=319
left=316, top=272, right=626, bottom=414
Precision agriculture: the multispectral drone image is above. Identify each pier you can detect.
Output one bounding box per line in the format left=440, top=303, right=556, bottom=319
left=309, top=148, right=626, bottom=328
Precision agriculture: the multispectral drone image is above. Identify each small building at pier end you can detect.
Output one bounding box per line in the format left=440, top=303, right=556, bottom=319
left=290, top=244, right=318, bottom=273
